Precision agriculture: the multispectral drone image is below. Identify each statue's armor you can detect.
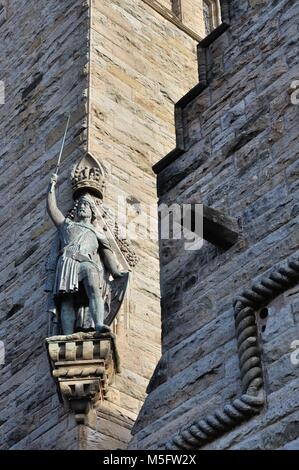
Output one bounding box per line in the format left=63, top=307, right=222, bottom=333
left=53, top=219, right=109, bottom=294
left=45, top=178, right=131, bottom=335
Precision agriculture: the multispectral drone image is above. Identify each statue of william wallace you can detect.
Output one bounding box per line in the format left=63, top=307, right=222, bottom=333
left=45, top=153, right=136, bottom=336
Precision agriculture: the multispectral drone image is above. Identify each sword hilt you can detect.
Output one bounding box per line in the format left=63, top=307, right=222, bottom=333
left=49, top=173, right=58, bottom=194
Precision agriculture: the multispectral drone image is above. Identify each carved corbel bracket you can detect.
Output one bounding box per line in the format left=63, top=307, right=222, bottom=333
left=45, top=332, right=120, bottom=424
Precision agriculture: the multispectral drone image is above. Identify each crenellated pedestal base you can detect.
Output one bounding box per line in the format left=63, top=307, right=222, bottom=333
left=45, top=332, right=120, bottom=424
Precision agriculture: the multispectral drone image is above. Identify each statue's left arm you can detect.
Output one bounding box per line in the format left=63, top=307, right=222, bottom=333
left=97, top=233, right=124, bottom=278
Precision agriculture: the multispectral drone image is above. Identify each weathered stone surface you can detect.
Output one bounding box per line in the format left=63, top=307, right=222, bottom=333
left=85, top=0, right=200, bottom=449
left=0, top=0, right=201, bottom=450
left=0, top=0, right=89, bottom=450
left=280, top=436, right=299, bottom=450
left=130, top=0, right=299, bottom=450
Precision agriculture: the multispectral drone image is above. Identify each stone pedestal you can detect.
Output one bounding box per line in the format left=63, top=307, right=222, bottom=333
left=45, top=332, right=120, bottom=424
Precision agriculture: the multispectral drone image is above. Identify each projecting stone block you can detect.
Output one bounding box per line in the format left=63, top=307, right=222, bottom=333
left=45, top=332, right=120, bottom=424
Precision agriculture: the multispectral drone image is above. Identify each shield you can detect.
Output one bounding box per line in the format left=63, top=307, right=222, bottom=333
left=105, top=272, right=129, bottom=326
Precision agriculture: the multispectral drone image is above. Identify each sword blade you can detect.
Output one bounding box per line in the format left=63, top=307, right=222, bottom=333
left=55, top=113, right=70, bottom=174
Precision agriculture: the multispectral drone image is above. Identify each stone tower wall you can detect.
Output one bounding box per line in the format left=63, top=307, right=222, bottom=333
left=130, top=0, right=299, bottom=450
left=0, top=0, right=202, bottom=449
left=0, top=0, right=89, bottom=449
left=81, top=0, right=200, bottom=448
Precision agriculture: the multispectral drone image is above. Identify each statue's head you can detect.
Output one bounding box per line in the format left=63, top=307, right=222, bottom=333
left=76, top=194, right=97, bottom=222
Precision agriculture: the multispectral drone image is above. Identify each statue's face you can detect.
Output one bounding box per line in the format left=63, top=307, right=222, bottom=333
left=77, top=199, right=92, bottom=220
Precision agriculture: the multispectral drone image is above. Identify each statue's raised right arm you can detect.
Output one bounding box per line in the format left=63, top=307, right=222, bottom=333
left=47, top=174, right=65, bottom=228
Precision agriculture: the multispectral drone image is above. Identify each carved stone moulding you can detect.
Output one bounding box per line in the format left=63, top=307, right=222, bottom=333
left=166, top=253, right=299, bottom=450
left=45, top=332, right=120, bottom=424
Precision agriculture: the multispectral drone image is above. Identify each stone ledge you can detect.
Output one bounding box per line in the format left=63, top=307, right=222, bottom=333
left=45, top=332, right=120, bottom=424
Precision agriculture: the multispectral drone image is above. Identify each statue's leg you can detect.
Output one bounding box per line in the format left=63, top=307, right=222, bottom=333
left=60, top=297, right=76, bottom=335
left=82, top=265, right=110, bottom=333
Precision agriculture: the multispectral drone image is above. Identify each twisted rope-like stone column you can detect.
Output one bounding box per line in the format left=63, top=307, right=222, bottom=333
left=235, top=257, right=299, bottom=394
left=168, top=394, right=264, bottom=450
left=166, top=254, right=299, bottom=450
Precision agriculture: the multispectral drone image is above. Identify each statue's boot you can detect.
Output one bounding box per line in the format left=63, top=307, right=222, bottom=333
left=95, top=324, right=111, bottom=334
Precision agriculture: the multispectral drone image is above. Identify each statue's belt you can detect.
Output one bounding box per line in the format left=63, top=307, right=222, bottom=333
left=68, top=253, right=92, bottom=263
left=60, top=249, right=96, bottom=264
